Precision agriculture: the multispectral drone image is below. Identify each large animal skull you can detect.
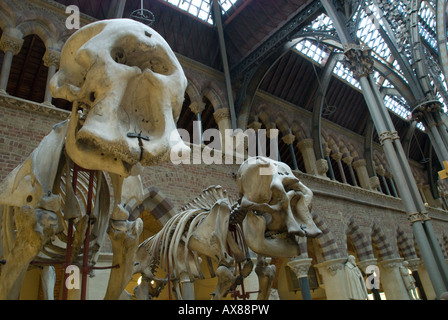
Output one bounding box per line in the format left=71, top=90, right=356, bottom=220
left=237, top=156, right=321, bottom=257
left=50, top=19, right=189, bottom=177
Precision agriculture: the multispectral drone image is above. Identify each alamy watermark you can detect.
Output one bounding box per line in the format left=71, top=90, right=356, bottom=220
left=365, top=265, right=380, bottom=290
left=65, top=265, right=80, bottom=290
left=169, top=122, right=280, bottom=175
left=65, top=5, right=80, bottom=30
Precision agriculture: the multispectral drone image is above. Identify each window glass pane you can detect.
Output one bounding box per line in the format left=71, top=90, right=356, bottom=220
left=163, top=0, right=239, bottom=24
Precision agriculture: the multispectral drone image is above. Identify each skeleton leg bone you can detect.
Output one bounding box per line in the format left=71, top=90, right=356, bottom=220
left=104, top=218, right=143, bottom=300
left=0, top=206, right=57, bottom=300
left=211, top=265, right=235, bottom=300
left=255, top=256, right=276, bottom=300
left=41, top=265, right=56, bottom=300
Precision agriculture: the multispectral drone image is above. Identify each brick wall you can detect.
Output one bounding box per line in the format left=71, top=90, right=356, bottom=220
left=1, top=93, right=447, bottom=271
left=0, top=95, right=69, bottom=181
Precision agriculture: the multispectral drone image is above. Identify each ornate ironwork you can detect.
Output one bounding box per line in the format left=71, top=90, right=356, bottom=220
left=130, top=8, right=155, bottom=26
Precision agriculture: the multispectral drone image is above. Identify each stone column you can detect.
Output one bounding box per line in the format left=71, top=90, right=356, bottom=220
left=378, top=258, right=411, bottom=300
left=213, top=107, right=231, bottom=153
left=247, top=120, right=262, bottom=158
left=376, top=166, right=390, bottom=195
left=42, top=49, right=61, bottom=105
left=0, top=33, right=23, bottom=94
left=407, top=258, right=426, bottom=300
left=358, top=258, right=380, bottom=300
left=331, top=152, right=347, bottom=183
left=412, top=102, right=448, bottom=165
left=282, top=133, right=298, bottom=170
left=353, top=159, right=372, bottom=190
left=385, top=172, right=398, bottom=197
left=297, top=138, right=318, bottom=174
left=265, top=123, right=279, bottom=161
left=417, top=261, right=437, bottom=300
left=323, top=1, right=448, bottom=293
left=342, top=155, right=358, bottom=186
left=315, top=258, right=350, bottom=300
left=287, top=258, right=313, bottom=300
left=189, top=101, right=205, bottom=145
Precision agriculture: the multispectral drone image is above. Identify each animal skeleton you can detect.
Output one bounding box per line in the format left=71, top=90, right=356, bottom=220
left=132, top=156, right=322, bottom=300
left=0, top=19, right=189, bottom=300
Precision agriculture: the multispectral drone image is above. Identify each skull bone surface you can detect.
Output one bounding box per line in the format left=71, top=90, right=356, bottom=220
left=50, top=19, right=189, bottom=177
left=237, top=156, right=321, bottom=257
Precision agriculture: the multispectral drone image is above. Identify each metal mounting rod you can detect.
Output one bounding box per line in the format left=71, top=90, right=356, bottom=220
left=212, top=0, right=237, bottom=130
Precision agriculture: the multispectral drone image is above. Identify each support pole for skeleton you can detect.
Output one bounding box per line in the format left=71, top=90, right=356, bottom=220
left=212, top=0, right=237, bottom=130
left=80, top=168, right=95, bottom=300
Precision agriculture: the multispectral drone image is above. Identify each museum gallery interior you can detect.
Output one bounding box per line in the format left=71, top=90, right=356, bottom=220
left=0, top=0, right=448, bottom=301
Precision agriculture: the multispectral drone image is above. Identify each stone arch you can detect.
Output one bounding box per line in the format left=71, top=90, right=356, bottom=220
left=373, top=150, right=389, bottom=172
left=0, top=9, right=14, bottom=31
left=396, top=226, right=419, bottom=261
left=345, top=217, right=374, bottom=262
left=370, top=221, right=396, bottom=261
left=257, top=106, right=275, bottom=130
left=275, top=112, right=291, bottom=136
left=291, top=120, right=309, bottom=141
left=0, top=1, right=17, bottom=28
left=327, top=134, right=340, bottom=153
left=310, top=213, right=342, bottom=263
left=185, top=77, right=202, bottom=105
left=320, top=129, right=331, bottom=155
left=202, top=83, right=225, bottom=112
left=16, top=20, right=59, bottom=49
left=129, top=186, right=177, bottom=227
left=347, top=143, right=362, bottom=161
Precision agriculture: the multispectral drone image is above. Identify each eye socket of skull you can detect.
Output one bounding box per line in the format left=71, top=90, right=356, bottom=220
left=109, top=37, right=176, bottom=76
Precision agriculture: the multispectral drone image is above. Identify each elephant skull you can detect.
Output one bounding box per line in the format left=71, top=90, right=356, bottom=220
left=50, top=19, right=189, bottom=177
left=237, top=156, right=321, bottom=257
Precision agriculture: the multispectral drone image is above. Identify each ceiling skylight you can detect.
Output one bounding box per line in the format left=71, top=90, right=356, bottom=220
left=293, top=3, right=446, bottom=131
left=163, top=0, right=239, bottom=24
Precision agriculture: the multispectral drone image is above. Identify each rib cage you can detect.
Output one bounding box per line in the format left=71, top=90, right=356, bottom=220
left=138, top=185, right=233, bottom=280
left=0, top=157, right=111, bottom=267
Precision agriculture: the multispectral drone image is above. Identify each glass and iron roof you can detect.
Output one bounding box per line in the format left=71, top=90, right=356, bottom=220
left=163, top=0, right=239, bottom=24
left=293, top=2, right=447, bottom=131
left=165, top=0, right=445, bottom=131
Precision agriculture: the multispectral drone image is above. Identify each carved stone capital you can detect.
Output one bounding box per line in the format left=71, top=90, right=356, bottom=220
left=352, top=159, right=367, bottom=169
left=412, top=100, right=443, bottom=122
left=287, top=258, right=312, bottom=279
left=213, top=107, right=230, bottom=122
left=357, top=258, right=377, bottom=273
left=297, top=138, right=313, bottom=151
left=370, top=176, right=380, bottom=190
left=281, top=133, right=295, bottom=145
left=248, top=121, right=262, bottom=131
left=316, top=158, right=329, bottom=175
left=379, top=130, right=400, bottom=146
left=375, top=165, right=386, bottom=176
left=408, top=211, right=431, bottom=224
left=315, top=258, right=346, bottom=276
left=342, top=156, right=353, bottom=165
left=43, top=49, right=61, bottom=68
left=379, top=257, right=404, bottom=270
left=343, top=44, right=374, bottom=79
left=189, top=101, right=206, bottom=114
left=0, top=33, right=24, bottom=55
left=331, top=152, right=343, bottom=161
left=406, top=258, right=420, bottom=272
